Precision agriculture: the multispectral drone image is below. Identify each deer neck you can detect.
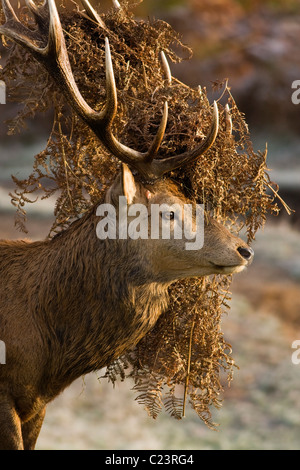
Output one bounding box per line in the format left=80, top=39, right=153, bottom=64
left=41, top=210, right=169, bottom=396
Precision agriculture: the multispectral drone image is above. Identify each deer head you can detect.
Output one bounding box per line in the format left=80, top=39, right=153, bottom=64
left=98, top=163, right=253, bottom=283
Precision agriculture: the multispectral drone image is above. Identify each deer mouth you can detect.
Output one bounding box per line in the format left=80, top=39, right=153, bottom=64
left=210, top=263, right=247, bottom=274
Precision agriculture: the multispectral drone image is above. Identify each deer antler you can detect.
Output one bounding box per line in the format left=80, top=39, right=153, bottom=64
left=0, top=0, right=219, bottom=181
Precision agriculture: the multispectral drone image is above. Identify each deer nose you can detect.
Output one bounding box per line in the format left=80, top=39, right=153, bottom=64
left=237, top=246, right=254, bottom=261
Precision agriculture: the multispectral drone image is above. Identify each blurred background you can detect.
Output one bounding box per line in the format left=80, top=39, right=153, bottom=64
left=0, top=0, right=300, bottom=449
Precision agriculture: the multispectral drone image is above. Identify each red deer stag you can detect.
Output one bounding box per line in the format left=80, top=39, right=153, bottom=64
left=0, top=0, right=254, bottom=449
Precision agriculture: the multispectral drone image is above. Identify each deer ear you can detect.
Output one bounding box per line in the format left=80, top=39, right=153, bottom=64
left=121, top=163, right=137, bottom=205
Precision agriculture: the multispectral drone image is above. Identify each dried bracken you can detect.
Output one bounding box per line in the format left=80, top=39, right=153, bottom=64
left=0, top=0, right=282, bottom=427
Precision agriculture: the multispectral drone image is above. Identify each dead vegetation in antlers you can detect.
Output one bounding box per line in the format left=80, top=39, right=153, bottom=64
left=0, top=0, right=284, bottom=426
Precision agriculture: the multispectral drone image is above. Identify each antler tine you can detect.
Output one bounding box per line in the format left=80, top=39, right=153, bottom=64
left=102, top=36, right=117, bottom=126
left=144, top=101, right=168, bottom=163
left=2, top=0, right=19, bottom=21
left=161, top=51, right=172, bottom=85
left=100, top=38, right=169, bottom=170
left=143, top=53, right=169, bottom=164
left=0, top=0, right=44, bottom=51
left=80, top=0, right=106, bottom=29
left=152, top=101, right=219, bottom=177
left=25, top=0, right=50, bottom=35
left=25, top=0, right=39, bottom=16
left=225, top=103, right=233, bottom=136
left=112, top=0, right=121, bottom=9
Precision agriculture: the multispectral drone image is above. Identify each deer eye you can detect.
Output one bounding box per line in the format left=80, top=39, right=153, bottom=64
left=162, top=211, right=175, bottom=220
